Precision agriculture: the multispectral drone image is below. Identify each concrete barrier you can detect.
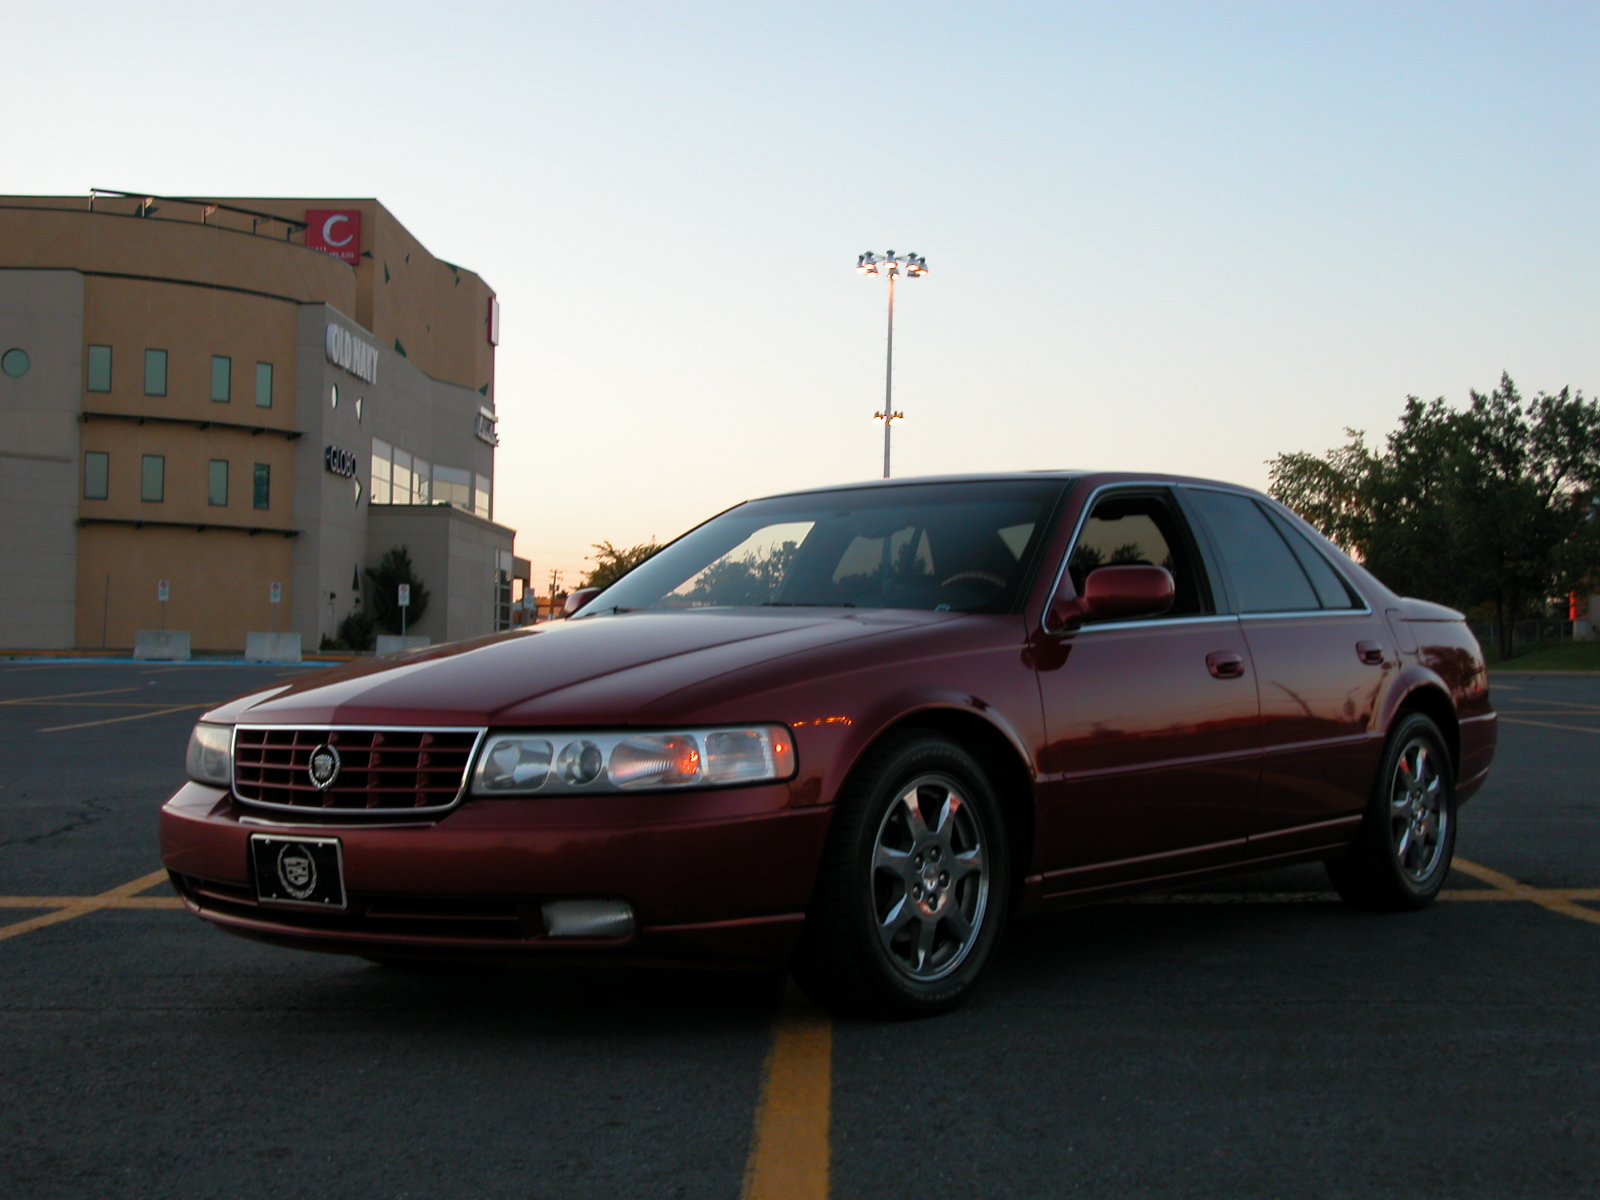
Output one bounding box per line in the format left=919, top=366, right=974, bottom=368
left=376, top=635, right=431, bottom=655
left=245, top=632, right=303, bottom=663
left=134, top=630, right=191, bottom=661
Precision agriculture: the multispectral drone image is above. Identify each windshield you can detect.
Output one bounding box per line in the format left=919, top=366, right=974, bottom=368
left=581, top=480, right=1069, bottom=615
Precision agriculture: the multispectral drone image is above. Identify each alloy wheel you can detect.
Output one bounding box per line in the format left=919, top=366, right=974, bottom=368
left=869, top=773, right=990, bottom=983
left=1389, top=737, right=1449, bottom=884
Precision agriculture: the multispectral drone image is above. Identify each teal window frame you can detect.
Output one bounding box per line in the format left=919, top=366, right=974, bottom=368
left=255, top=361, right=273, bottom=408
left=83, top=451, right=109, bottom=500
left=208, top=459, right=229, bottom=507
left=141, top=454, right=165, bottom=502
left=253, top=463, right=271, bottom=510
left=144, top=349, right=168, bottom=397
left=211, top=356, right=231, bottom=403
left=86, top=345, right=112, bottom=392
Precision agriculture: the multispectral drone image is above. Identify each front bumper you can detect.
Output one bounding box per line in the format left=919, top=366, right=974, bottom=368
left=159, top=781, right=833, bottom=966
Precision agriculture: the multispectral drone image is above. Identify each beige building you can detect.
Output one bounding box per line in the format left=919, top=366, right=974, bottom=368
left=0, top=191, right=525, bottom=652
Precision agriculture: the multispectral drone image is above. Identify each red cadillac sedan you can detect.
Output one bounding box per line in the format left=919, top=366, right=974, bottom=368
left=162, top=472, right=1496, bottom=1016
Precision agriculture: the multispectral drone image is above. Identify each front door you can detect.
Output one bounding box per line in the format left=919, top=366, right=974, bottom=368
left=1033, top=488, right=1261, bottom=895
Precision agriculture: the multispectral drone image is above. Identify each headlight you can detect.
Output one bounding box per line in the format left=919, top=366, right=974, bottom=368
left=471, top=725, right=796, bottom=795
left=185, top=722, right=233, bottom=787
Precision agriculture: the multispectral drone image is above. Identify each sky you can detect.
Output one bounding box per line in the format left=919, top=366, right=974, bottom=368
left=7, top=1, right=1598, bottom=592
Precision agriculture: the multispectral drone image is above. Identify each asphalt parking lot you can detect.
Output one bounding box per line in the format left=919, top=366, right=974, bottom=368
left=1, top=661, right=1597, bottom=1199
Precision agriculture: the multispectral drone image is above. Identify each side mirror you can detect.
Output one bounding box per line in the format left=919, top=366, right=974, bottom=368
left=1046, top=565, right=1175, bottom=632
left=562, top=587, right=602, bottom=617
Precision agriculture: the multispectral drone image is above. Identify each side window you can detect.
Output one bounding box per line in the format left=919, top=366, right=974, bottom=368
left=1068, top=491, right=1208, bottom=620
left=1184, top=489, right=1319, bottom=614
left=1264, top=509, right=1360, bottom=610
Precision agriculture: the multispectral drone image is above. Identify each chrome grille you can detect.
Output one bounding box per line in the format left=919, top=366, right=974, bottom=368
left=232, top=726, right=484, bottom=816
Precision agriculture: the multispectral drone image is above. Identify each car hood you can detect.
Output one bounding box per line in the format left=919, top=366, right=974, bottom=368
left=205, top=609, right=963, bottom=728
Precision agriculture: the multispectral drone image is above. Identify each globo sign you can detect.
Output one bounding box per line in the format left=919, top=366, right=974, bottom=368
left=324, top=445, right=358, bottom=479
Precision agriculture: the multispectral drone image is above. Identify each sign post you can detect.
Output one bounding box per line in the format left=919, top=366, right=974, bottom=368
left=269, top=582, right=282, bottom=633
left=398, top=583, right=410, bottom=636
left=157, top=579, right=170, bottom=631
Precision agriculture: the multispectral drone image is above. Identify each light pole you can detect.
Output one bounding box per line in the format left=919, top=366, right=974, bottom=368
left=856, top=250, right=928, bottom=478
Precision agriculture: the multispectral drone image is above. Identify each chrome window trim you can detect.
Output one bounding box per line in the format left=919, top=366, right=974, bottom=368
left=1039, top=481, right=1219, bottom=637
left=1074, top=613, right=1240, bottom=634
left=1239, top=604, right=1374, bottom=621
left=1185, top=483, right=1373, bottom=615
left=230, top=724, right=487, bottom=818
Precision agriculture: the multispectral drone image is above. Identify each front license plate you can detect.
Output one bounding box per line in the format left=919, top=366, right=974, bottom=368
left=250, top=834, right=347, bottom=909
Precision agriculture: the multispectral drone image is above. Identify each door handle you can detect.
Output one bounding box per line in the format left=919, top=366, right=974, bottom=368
left=1206, top=651, right=1245, bottom=679
left=1356, top=641, right=1386, bottom=666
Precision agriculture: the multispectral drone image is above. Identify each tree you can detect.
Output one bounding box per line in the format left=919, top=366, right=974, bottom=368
left=366, top=546, right=430, bottom=634
left=581, top=540, right=661, bottom=590
left=1268, top=374, right=1600, bottom=658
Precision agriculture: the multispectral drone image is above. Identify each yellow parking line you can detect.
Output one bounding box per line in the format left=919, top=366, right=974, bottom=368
left=1122, top=888, right=1600, bottom=905
left=742, top=981, right=832, bottom=1200
left=1452, top=858, right=1600, bottom=927
left=1499, top=717, right=1600, bottom=735
left=0, top=687, right=139, bottom=705
left=0, top=869, right=173, bottom=943
left=1505, top=698, right=1600, bottom=714
left=17, top=701, right=209, bottom=709
left=40, top=703, right=208, bottom=733
left=0, top=896, right=183, bottom=909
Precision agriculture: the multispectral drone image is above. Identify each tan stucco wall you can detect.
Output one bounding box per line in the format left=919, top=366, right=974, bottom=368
left=1, top=195, right=505, bottom=650
left=81, top=276, right=300, bottom=434
left=0, top=197, right=495, bottom=396
left=75, top=524, right=296, bottom=651
left=0, top=204, right=355, bottom=314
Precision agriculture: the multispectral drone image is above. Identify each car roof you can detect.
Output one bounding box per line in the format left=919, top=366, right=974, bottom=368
left=750, top=470, right=1266, bottom=503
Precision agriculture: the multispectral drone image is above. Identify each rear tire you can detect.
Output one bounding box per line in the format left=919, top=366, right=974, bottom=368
left=1327, top=712, right=1456, bottom=911
left=792, top=731, right=1009, bottom=1018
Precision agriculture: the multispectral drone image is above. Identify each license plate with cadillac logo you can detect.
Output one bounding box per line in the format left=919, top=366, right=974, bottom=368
left=250, top=834, right=347, bottom=909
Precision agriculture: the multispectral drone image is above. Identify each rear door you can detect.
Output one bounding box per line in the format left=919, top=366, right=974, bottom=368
left=1180, top=487, right=1391, bottom=848
left=1032, top=486, right=1262, bottom=894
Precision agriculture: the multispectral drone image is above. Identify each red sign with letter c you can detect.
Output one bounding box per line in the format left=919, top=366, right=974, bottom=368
left=306, top=210, right=362, bottom=264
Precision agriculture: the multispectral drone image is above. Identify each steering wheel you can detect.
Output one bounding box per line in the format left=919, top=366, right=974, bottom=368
left=940, top=571, right=1007, bottom=590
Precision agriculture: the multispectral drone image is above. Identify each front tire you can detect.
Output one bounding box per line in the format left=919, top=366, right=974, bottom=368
left=1327, top=712, right=1456, bottom=911
left=792, top=731, right=1010, bottom=1018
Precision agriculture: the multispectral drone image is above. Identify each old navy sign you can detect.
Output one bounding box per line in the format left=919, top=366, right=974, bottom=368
left=326, top=324, right=378, bottom=384
left=306, top=209, right=362, bottom=264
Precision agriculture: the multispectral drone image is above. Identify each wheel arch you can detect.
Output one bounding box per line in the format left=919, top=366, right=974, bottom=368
left=858, top=706, right=1037, bottom=910
left=1391, top=684, right=1460, bottom=777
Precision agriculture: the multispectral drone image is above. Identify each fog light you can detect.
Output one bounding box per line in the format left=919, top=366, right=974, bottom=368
left=541, top=898, right=635, bottom=938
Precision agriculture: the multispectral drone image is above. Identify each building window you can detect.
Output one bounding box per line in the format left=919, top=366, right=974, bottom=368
left=144, top=349, right=168, bottom=396
left=83, top=451, right=109, bottom=500
left=208, top=459, right=229, bottom=506
left=87, top=345, right=112, bottom=392
left=413, top=457, right=431, bottom=504
left=255, top=361, right=273, bottom=408
left=141, top=455, right=164, bottom=502
left=253, top=463, right=271, bottom=510
left=371, top=438, right=392, bottom=504
left=475, top=474, right=492, bottom=520
left=392, top=448, right=413, bottom=505
left=434, top=464, right=472, bottom=511
left=2, top=348, right=29, bottom=378
left=211, top=356, right=231, bottom=403
left=331, top=382, right=339, bottom=409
